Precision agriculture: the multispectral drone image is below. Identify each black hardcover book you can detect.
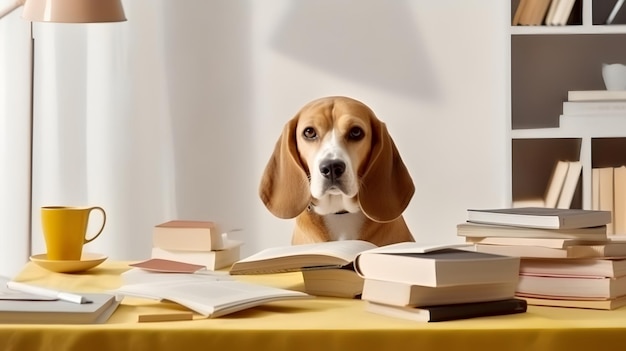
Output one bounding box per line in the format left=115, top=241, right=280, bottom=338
left=366, top=298, right=527, bottom=322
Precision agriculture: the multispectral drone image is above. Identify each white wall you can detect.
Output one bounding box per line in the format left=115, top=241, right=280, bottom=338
left=1, top=0, right=510, bottom=276
left=161, top=0, right=509, bottom=257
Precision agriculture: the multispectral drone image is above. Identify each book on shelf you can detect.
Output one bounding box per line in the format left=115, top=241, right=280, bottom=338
left=606, top=0, right=626, bottom=25
left=548, top=0, right=577, bottom=25
left=457, top=222, right=608, bottom=240
left=562, top=101, right=626, bottom=116
left=361, top=279, right=517, bottom=307
left=515, top=0, right=552, bottom=26
left=592, top=168, right=601, bottom=211
left=229, top=240, right=377, bottom=275
left=465, top=236, right=608, bottom=249
left=512, top=0, right=529, bottom=25
left=519, top=258, right=626, bottom=278
left=517, top=273, right=626, bottom=299
left=114, top=278, right=310, bottom=318
left=474, top=241, right=626, bottom=259
left=466, top=207, right=611, bottom=230
left=556, top=161, right=582, bottom=209
left=512, top=160, right=569, bottom=209
left=518, top=294, right=626, bottom=310
left=596, top=167, right=615, bottom=234
left=0, top=291, right=119, bottom=324
left=153, top=220, right=224, bottom=251
left=568, top=90, right=626, bottom=102
left=151, top=239, right=243, bottom=270
left=365, top=298, right=527, bottom=323
left=353, top=242, right=519, bottom=287
left=614, top=166, right=626, bottom=234
left=301, top=264, right=364, bottom=298
left=543, top=0, right=560, bottom=25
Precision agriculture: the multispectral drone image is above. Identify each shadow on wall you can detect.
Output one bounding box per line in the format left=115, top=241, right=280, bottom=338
left=161, top=1, right=259, bottom=250
left=270, top=0, right=440, bottom=100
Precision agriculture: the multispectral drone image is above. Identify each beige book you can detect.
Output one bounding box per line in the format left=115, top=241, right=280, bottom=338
left=361, top=279, right=516, bottom=307
left=466, top=236, right=607, bottom=249
left=153, top=220, right=223, bottom=251
left=598, top=167, right=615, bottom=234
left=592, top=168, right=601, bottom=210
left=151, top=240, right=242, bottom=270
left=353, top=242, right=519, bottom=287
left=301, top=267, right=364, bottom=298
left=457, top=222, right=607, bottom=240
left=613, top=166, right=626, bottom=234
left=474, top=242, right=626, bottom=259
left=517, top=274, right=626, bottom=299
left=519, top=257, right=626, bottom=278
left=467, top=207, right=611, bottom=230
left=556, top=161, right=582, bottom=209
left=518, top=294, right=626, bottom=310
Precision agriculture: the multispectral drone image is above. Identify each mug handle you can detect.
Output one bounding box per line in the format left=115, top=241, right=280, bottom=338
left=84, top=206, right=106, bottom=244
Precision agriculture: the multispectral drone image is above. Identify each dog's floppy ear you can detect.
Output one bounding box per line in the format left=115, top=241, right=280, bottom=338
left=359, top=120, right=414, bottom=223
left=259, top=116, right=310, bottom=219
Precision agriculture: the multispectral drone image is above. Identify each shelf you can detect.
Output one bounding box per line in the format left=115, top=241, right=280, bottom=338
left=511, top=24, right=626, bottom=35
left=512, top=115, right=626, bottom=138
left=508, top=0, right=626, bottom=211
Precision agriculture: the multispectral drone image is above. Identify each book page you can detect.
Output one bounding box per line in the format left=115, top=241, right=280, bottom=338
left=236, top=240, right=377, bottom=263
left=115, top=279, right=310, bottom=318
left=360, top=242, right=471, bottom=255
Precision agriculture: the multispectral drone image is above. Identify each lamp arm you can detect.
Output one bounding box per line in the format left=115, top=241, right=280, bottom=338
left=0, top=0, right=25, bottom=20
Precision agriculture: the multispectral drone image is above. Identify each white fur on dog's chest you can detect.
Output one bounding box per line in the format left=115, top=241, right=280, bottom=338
left=322, top=211, right=366, bottom=241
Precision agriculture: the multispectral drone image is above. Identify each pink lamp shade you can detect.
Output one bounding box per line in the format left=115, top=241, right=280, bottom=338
left=22, top=0, right=126, bottom=23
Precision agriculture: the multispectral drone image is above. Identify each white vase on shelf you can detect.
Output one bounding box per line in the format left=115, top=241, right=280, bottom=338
left=602, top=63, right=626, bottom=91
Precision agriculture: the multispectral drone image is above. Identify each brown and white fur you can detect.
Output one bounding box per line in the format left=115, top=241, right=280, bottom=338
left=259, top=96, right=415, bottom=246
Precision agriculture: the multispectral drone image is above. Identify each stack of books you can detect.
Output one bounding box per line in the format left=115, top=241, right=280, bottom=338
left=353, top=242, right=526, bottom=322
left=151, top=220, right=243, bottom=270
left=460, top=207, right=626, bottom=309
left=563, top=90, right=626, bottom=117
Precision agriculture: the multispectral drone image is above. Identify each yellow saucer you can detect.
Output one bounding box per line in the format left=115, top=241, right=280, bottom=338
left=30, top=253, right=108, bottom=273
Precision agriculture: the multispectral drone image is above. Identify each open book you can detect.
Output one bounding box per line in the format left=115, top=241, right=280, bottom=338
left=229, top=240, right=377, bottom=275
left=114, top=278, right=311, bottom=318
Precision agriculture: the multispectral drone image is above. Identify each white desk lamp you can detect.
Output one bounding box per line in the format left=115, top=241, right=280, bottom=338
left=0, top=0, right=126, bottom=258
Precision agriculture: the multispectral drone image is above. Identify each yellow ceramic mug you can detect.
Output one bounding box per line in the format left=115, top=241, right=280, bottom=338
left=41, top=206, right=107, bottom=261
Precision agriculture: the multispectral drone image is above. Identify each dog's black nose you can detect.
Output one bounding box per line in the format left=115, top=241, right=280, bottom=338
left=319, top=160, right=345, bottom=181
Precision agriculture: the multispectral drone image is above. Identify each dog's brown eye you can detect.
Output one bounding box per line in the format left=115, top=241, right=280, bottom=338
left=348, top=127, right=364, bottom=141
left=303, top=127, right=317, bottom=140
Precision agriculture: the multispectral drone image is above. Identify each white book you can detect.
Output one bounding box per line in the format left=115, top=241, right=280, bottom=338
left=551, top=0, right=576, bottom=25
left=544, top=0, right=561, bottom=25
left=556, top=161, right=582, bottom=209
left=467, top=207, right=611, bottom=230
left=568, top=90, right=626, bottom=102
left=0, top=277, right=119, bottom=324
left=562, top=101, right=626, bottom=116
left=353, top=242, right=518, bottom=287
left=114, top=278, right=310, bottom=318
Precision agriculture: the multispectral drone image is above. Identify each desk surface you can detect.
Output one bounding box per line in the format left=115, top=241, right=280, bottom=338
left=2, top=261, right=626, bottom=351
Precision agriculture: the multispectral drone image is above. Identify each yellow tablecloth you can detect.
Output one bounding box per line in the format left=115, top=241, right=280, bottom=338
left=2, top=261, right=626, bottom=351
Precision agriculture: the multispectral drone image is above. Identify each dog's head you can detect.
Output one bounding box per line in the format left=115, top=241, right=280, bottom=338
left=259, top=96, right=414, bottom=223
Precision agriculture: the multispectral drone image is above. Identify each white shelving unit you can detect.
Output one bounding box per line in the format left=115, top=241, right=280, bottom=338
left=508, top=0, right=626, bottom=209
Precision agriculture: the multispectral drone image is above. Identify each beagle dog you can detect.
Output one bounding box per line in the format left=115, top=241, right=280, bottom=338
left=259, top=96, right=415, bottom=247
